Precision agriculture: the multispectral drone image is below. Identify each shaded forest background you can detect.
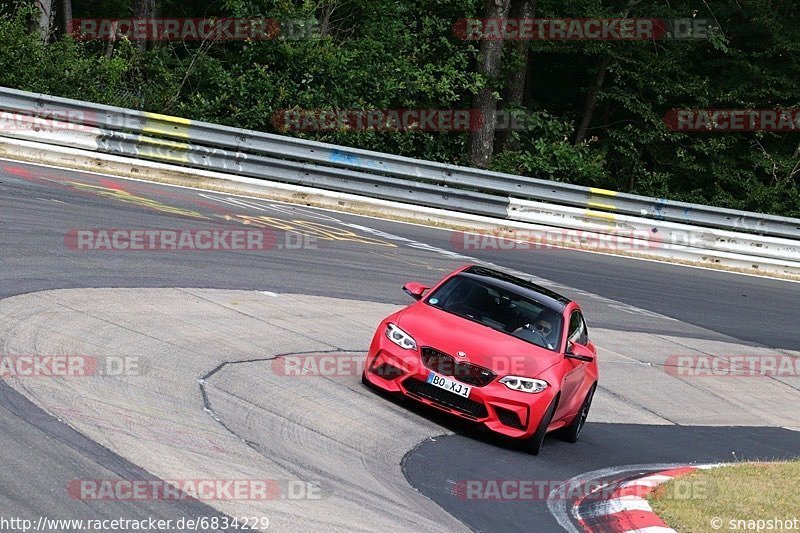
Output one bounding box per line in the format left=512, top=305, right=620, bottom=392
left=1, top=0, right=798, bottom=216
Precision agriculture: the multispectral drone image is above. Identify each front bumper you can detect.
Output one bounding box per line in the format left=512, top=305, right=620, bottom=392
left=363, top=334, right=557, bottom=439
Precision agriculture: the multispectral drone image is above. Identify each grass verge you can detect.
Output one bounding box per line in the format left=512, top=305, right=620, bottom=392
left=649, top=461, right=800, bottom=532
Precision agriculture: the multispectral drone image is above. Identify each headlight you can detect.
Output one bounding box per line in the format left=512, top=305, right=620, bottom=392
left=499, top=376, right=548, bottom=393
left=385, top=323, right=417, bottom=351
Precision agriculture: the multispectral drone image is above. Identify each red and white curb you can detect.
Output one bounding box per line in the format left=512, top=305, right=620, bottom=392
left=573, top=464, right=721, bottom=533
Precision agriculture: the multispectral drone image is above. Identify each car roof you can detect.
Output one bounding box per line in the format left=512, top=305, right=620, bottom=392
left=459, top=265, right=572, bottom=312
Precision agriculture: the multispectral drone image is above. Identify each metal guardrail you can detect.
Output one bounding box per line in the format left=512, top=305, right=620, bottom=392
left=3, top=124, right=800, bottom=275
left=5, top=109, right=799, bottom=268
left=1, top=85, right=799, bottom=242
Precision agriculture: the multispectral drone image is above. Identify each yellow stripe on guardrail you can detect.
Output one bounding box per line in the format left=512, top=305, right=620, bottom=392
left=584, top=209, right=617, bottom=221
left=588, top=187, right=619, bottom=213
left=135, top=135, right=191, bottom=163
left=589, top=187, right=618, bottom=197
left=142, top=112, right=191, bottom=138
left=587, top=201, right=616, bottom=211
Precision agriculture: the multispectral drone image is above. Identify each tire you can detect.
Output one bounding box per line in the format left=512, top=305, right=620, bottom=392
left=520, top=395, right=558, bottom=455
left=361, top=372, right=371, bottom=387
left=560, top=383, right=596, bottom=443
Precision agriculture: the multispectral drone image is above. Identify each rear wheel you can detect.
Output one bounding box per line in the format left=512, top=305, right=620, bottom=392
left=560, top=383, right=596, bottom=443
left=520, top=395, right=558, bottom=455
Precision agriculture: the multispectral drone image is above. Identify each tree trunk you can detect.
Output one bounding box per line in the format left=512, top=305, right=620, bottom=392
left=495, top=0, right=536, bottom=153
left=133, top=0, right=156, bottom=51
left=468, top=0, right=512, bottom=168
left=105, top=20, right=119, bottom=59
left=574, top=56, right=611, bottom=145
left=522, top=47, right=536, bottom=108
left=319, top=2, right=336, bottom=37
left=36, top=0, right=53, bottom=43
left=573, top=0, right=637, bottom=145
left=504, top=0, right=535, bottom=108
left=62, top=0, right=72, bottom=33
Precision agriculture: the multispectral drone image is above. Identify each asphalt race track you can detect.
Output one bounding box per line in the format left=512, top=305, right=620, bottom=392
left=1, top=159, right=799, bottom=532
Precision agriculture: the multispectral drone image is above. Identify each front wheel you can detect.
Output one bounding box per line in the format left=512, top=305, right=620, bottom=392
left=520, top=395, right=558, bottom=455
left=560, top=383, right=596, bottom=443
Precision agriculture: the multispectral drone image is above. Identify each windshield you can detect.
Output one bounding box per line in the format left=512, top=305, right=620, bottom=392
left=424, top=275, right=564, bottom=352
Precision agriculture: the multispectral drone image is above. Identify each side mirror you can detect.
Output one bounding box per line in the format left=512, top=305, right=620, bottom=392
left=403, top=282, right=430, bottom=301
left=565, top=342, right=595, bottom=363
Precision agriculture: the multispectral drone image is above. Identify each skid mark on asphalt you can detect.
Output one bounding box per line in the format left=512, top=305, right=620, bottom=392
left=198, top=349, right=365, bottom=448
left=365, top=250, right=453, bottom=272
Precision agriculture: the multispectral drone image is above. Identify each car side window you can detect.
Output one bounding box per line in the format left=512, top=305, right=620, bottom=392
left=568, top=311, right=588, bottom=345
left=579, top=315, right=588, bottom=345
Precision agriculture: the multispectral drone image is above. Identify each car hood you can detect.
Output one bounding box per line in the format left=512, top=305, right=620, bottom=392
left=396, top=303, right=562, bottom=378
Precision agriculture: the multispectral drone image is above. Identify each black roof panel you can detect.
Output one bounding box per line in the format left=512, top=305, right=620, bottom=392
left=461, top=265, right=571, bottom=311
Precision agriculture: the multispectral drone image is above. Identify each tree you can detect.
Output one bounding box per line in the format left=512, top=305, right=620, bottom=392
left=495, top=0, right=535, bottom=152
left=36, top=0, right=53, bottom=43
left=62, top=0, right=72, bottom=31
left=1, top=0, right=797, bottom=216
left=133, top=0, right=156, bottom=51
left=469, top=0, right=511, bottom=168
left=573, top=0, right=638, bottom=145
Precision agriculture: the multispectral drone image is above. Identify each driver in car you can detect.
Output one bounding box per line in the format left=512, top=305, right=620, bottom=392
left=513, top=310, right=559, bottom=350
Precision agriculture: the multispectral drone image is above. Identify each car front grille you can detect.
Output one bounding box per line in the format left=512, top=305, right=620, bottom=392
left=420, top=347, right=496, bottom=387
left=403, top=377, right=489, bottom=419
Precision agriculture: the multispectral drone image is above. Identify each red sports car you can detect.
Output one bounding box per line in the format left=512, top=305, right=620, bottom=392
left=363, top=265, right=598, bottom=454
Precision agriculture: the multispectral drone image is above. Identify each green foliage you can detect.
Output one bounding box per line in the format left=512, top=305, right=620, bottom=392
left=0, top=0, right=798, bottom=216
left=492, top=110, right=606, bottom=184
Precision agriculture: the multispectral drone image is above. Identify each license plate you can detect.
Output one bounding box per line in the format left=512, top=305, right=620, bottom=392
left=427, top=372, right=471, bottom=398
